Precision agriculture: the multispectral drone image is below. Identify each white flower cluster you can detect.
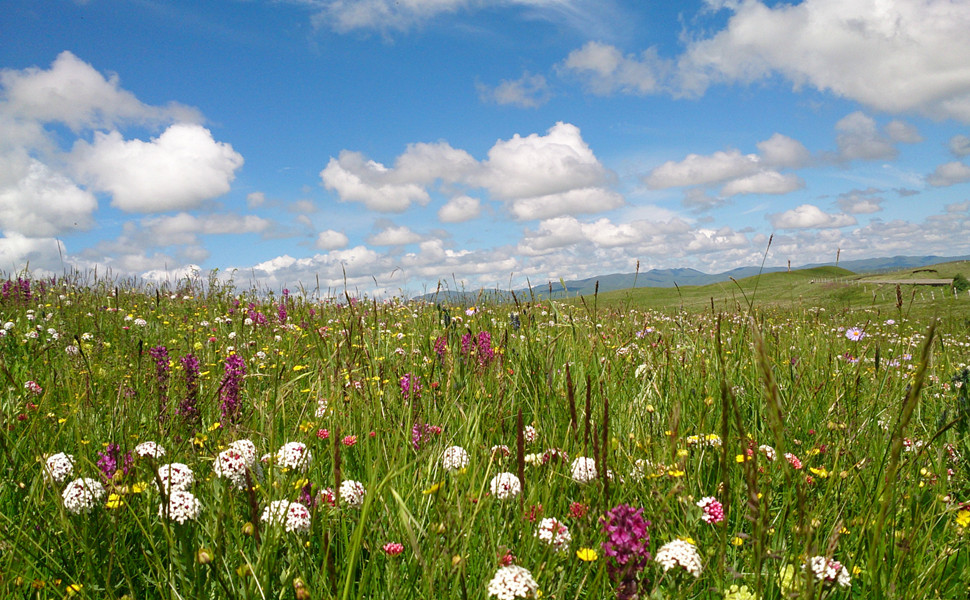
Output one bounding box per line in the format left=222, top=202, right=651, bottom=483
left=487, top=565, right=538, bottom=600
left=275, top=442, right=312, bottom=471
left=62, top=477, right=106, bottom=515
left=523, top=425, right=537, bottom=444
left=806, top=556, right=851, bottom=588
left=759, top=445, right=776, bottom=461
left=159, top=490, right=202, bottom=524
left=570, top=457, right=597, bottom=484
left=339, top=479, right=366, bottom=508
left=534, top=517, right=571, bottom=552
left=261, top=500, right=311, bottom=533
left=134, top=441, right=166, bottom=459
left=489, top=472, right=521, bottom=500
left=442, top=446, right=469, bottom=471
left=314, top=397, right=330, bottom=418
left=44, top=453, right=75, bottom=484
left=215, top=440, right=259, bottom=489
left=156, top=463, right=195, bottom=493
left=655, top=539, right=703, bottom=578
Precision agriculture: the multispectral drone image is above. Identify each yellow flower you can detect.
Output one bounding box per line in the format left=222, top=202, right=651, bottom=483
left=422, top=481, right=444, bottom=495
left=735, top=454, right=751, bottom=463
left=956, top=508, right=970, bottom=528
left=105, top=494, right=123, bottom=509
left=809, top=467, right=829, bottom=478
left=667, top=469, right=685, bottom=478
left=208, top=422, right=221, bottom=432
left=576, top=548, right=598, bottom=562
left=731, top=536, right=744, bottom=546
left=66, top=584, right=83, bottom=596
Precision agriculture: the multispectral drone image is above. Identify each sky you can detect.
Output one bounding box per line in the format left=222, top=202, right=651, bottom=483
left=2, top=0, right=970, bottom=297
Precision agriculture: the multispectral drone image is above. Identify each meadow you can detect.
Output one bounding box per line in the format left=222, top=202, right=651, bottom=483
left=1, top=265, right=969, bottom=599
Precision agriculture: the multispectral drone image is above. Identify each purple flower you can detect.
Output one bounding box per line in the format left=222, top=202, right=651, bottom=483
left=601, top=504, right=651, bottom=600
left=178, top=353, right=201, bottom=426
left=433, top=335, right=447, bottom=360
left=220, top=353, right=246, bottom=424
left=150, top=346, right=170, bottom=422
left=277, top=302, right=287, bottom=325
left=459, top=331, right=497, bottom=369
left=400, top=373, right=421, bottom=402
left=97, top=443, right=133, bottom=480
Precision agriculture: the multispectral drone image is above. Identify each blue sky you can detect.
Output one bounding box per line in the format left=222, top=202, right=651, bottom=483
left=3, top=0, right=970, bottom=296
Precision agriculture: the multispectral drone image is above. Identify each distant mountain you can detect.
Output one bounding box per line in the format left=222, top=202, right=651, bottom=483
left=413, top=254, right=970, bottom=303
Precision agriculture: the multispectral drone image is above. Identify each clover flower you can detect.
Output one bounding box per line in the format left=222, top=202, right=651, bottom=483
left=806, top=556, right=851, bottom=588
left=489, top=472, right=522, bottom=500
left=62, top=477, right=106, bottom=515
left=486, top=565, right=538, bottom=600
left=442, top=445, right=470, bottom=471
left=339, top=479, right=366, bottom=508
left=44, top=452, right=75, bottom=484
left=697, top=496, right=724, bottom=524
left=535, top=517, right=571, bottom=552
left=655, top=539, right=702, bottom=578
left=159, top=490, right=202, bottom=524
left=275, top=441, right=312, bottom=471
left=570, top=456, right=597, bottom=484
left=260, top=500, right=311, bottom=533
left=759, top=444, right=776, bottom=461
left=134, top=441, right=166, bottom=459
left=156, top=463, right=195, bottom=493
left=383, top=542, right=405, bottom=556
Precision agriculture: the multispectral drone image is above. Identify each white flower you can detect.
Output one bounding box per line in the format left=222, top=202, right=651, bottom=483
left=62, top=477, right=106, bottom=515
left=339, top=479, right=366, bottom=507
left=806, top=556, right=851, bottom=588
left=44, top=453, right=75, bottom=484
left=275, top=442, right=312, bottom=471
left=159, top=490, right=202, bottom=524
left=570, top=457, right=597, bottom=484
left=314, top=397, right=330, bottom=418
left=215, top=441, right=259, bottom=490
left=134, top=441, right=166, bottom=459
left=156, top=463, right=195, bottom=493
left=260, top=500, right=311, bottom=533
left=523, top=425, right=537, bottom=444
left=489, top=472, right=521, bottom=500
left=535, top=517, right=571, bottom=552
left=442, top=446, right=469, bottom=471
left=65, top=345, right=80, bottom=356
left=758, top=445, right=776, bottom=461
left=655, top=539, right=703, bottom=577
left=133, top=318, right=148, bottom=327
left=487, top=565, right=538, bottom=600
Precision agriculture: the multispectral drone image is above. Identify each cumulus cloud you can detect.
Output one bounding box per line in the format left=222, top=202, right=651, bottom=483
left=367, top=225, right=423, bottom=246
left=834, top=112, right=899, bottom=161
left=837, top=188, right=884, bottom=214
left=720, top=171, right=803, bottom=196
left=0, top=157, right=97, bottom=237
left=142, top=213, right=272, bottom=245
left=70, top=124, right=244, bottom=213
left=682, top=187, right=727, bottom=212
left=756, top=133, right=811, bottom=168
left=316, top=229, right=350, bottom=250
left=559, top=42, right=668, bottom=95
left=768, top=204, right=856, bottom=229
left=0, top=232, right=66, bottom=274
left=509, top=187, right=624, bottom=221
left=645, top=149, right=761, bottom=189
left=478, top=72, right=550, bottom=108
left=320, top=151, right=432, bottom=212
left=949, top=134, right=970, bottom=157
left=438, top=195, right=481, bottom=223
left=927, top=161, right=970, bottom=187
left=677, top=0, right=970, bottom=122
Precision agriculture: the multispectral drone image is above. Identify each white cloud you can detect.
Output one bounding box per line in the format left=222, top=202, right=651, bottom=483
left=756, top=133, right=811, bottom=168
left=678, top=0, right=970, bottom=122
left=927, top=161, right=970, bottom=187
left=0, top=232, right=66, bottom=274
left=142, top=213, right=272, bottom=244
left=834, top=112, right=897, bottom=161
left=367, top=225, right=423, bottom=246
left=559, top=42, right=668, bottom=96
left=247, top=191, right=266, bottom=207
left=509, top=187, right=624, bottom=221
left=682, top=187, right=727, bottom=212
left=320, top=150, right=431, bottom=212
left=438, top=195, right=481, bottom=222
left=0, top=157, right=97, bottom=237
left=837, top=188, right=884, bottom=214
left=720, top=171, right=803, bottom=196
left=885, top=120, right=922, bottom=144
left=71, top=124, right=243, bottom=213
left=768, top=204, right=856, bottom=229
left=394, top=141, right=478, bottom=184
left=316, top=229, right=350, bottom=250
left=0, top=51, right=199, bottom=131
left=949, top=134, right=970, bottom=157
left=645, top=149, right=760, bottom=189
left=478, top=72, right=550, bottom=108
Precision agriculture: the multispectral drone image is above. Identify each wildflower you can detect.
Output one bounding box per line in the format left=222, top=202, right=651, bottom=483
left=134, top=442, right=166, bottom=459
left=342, top=435, right=357, bottom=447
left=723, top=584, right=757, bottom=600
left=491, top=445, right=511, bottom=459
left=317, top=428, right=329, bottom=439
left=314, top=397, right=329, bottom=418
left=215, top=440, right=259, bottom=489
left=845, top=327, right=865, bottom=341
left=655, top=539, right=702, bottom=578
left=43, top=453, right=75, bottom=484
left=219, top=353, right=246, bottom=424
left=275, top=442, right=312, bottom=471
left=442, top=445, right=470, bottom=471
left=105, top=493, right=123, bottom=509
left=159, top=490, right=202, bottom=524
left=697, top=496, right=725, bottom=524
left=486, top=565, right=538, bottom=600
left=178, top=353, right=201, bottom=426
left=805, top=556, right=851, bottom=588
left=784, top=453, right=803, bottom=470
left=489, top=472, right=522, bottom=500
left=260, top=500, right=311, bottom=533
left=957, top=508, right=970, bottom=528
left=778, top=564, right=802, bottom=593
left=339, top=479, right=366, bottom=508
left=400, top=373, right=422, bottom=401
left=758, top=445, right=776, bottom=461
left=24, top=380, right=42, bottom=395
left=65, top=583, right=83, bottom=596
left=523, top=425, right=537, bottom=444
left=535, top=517, right=571, bottom=552
left=601, top=504, right=651, bottom=599
left=96, top=443, right=132, bottom=480
left=62, top=477, right=106, bottom=515
left=570, top=456, right=597, bottom=484
left=569, top=502, right=589, bottom=519
left=576, top=547, right=598, bottom=562
left=149, top=345, right=171, bottom=420
left=411, top=422, right=441, bottom=450
left=156, top=463, right=195, bottom=493
left=383, top=542, right=405, bottom=556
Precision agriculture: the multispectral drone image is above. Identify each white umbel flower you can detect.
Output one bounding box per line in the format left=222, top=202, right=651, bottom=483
left=214, top=440, right=260, bottom=489
left=806, top=556, right=851, bottom=588
left=156, top=463, right=195, bottom=493
left=62, top=477, right=106, bottom=515
left=159, top=490, right=202, bottom=524
left=275, top=441, right=312, bottom=471
left=570, top=456, right=597, bottom=484
left=260, top=500, right=311, bottom=533
left=655, top=539, right=703, bottom=577
left=535, top=517, right=571, bottom=552
left=339, top=479, right=366, bottom=508
left=314, top=397, right=330, bottom=418
left=487, top=565, right=538, bottom=600
left=489, top=472, right=521, bottom=500
left=442, top=446, right=469, bottom=471
left=44, top=453, right=75, bottom=484
left=134, top=441, right=166, bottom=459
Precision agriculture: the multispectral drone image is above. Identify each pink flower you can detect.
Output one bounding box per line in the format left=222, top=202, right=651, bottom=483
left=316, top=429, right=329, bottom=440
left=697, top=496, right=724, bottom=524
left=342, top=435, right=357, bottom=447
left=383, top=542, right=404, bottom=556
left=785, top=452, right=803, bottom=470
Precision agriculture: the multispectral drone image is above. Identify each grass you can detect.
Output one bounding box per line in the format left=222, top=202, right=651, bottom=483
left=0, top=264, right=969, bottom=599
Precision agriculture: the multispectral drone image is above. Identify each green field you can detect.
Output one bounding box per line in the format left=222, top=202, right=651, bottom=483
left=1, top=264, right=970, bottom=599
